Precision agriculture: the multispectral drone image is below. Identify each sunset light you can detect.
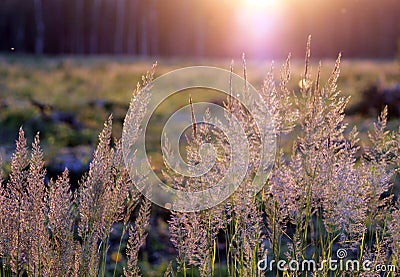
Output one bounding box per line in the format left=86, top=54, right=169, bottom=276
left=234, top=0, right=284, bottom=56
left=239, top=0, right=282, bottom=10
left=1, top=0, right=400, bottom=276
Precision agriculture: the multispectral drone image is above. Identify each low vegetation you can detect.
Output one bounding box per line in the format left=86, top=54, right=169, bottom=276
left=0, top=43, right=399, bottom=276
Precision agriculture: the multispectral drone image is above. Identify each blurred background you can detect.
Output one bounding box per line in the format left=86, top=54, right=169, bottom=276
left=1, top=0, right=400, bottom=59
left=1, top=1, right=400, bottom=274
left=1, top=0, right=400, bottom=201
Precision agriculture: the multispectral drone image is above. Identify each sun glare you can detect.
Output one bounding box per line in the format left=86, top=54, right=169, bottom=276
left=240, top=0, right=281, bottom=10
left=234, top=0, right=282, bottom=56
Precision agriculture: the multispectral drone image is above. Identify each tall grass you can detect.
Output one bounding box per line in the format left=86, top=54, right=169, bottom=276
left=1, top=42, right=399, bottom=277
left=0, top=71, right=155, bottom=276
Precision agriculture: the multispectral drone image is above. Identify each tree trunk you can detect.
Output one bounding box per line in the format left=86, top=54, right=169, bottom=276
left=126, top=0, right=138, bottom=54
left=114, top=0, right=125, bottom=54
left=90, top=0, right=102, bottom=54
left=148, top=0, right=158, bottom=55
left=74, top=0, right=84, bottom=53
left=139, top=9, right=148, bottom=56
left=33, top=0, right=45, bottom=54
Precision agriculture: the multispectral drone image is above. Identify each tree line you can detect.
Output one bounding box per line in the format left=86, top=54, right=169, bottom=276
left=0, top=0, right=399, bottom=58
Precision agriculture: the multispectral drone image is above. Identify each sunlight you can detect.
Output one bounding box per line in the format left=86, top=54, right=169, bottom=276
left=240, top=0, right=282, bottom=10
left=233, top=0, right=283, bottom=56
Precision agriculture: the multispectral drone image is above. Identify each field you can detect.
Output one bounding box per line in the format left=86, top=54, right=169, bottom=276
left=0, top=55, right=399, bottom=276
left=1, top=56, right=398, bottom=168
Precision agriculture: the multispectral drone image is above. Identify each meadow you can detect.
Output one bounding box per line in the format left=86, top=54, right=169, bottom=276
left=0, top=52, right=399, bottom=276
left=0, top=56, right=398, bottom=149
left=0, top=55, right=398, bottom=180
